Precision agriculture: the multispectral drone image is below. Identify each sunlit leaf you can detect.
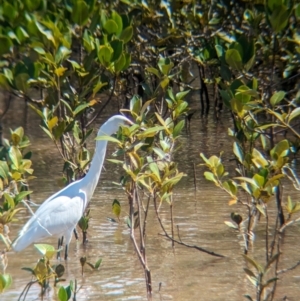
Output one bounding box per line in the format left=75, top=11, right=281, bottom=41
left=224, top=221, right=238, bottom=229
left=96, top=135, right=121, bottom=145
left=104, top=19, right=118, bottom=34
left=94, top=258, right=102, bottom=270
left=34, top=244, right=58, bottom=260
left=58, top=286, right=68, bottom=301
left=54, top=67, right=68, bottom=77
left=0, top=273, right=12, bottom=293
left=233, top=142, right=244, bottom=164
left=173, top=120, right=185, bottom=138
left=71, top=0, right=89, bottom=26
left=225, top=49, right=243, bottom=70
left=270, top=91, right=285, bottom=107
left=112, top=199, right=121, bottom=220
left=288, top=107, right=300, bottom=123
left=120, top=26, right=133, bottom=43
left=204, top=171, right=217, bottom=183
left=242, top=254, right=263, bottom=273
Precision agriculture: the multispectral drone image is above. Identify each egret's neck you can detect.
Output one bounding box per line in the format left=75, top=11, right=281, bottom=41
left=82, top=140, right=108, bottom=201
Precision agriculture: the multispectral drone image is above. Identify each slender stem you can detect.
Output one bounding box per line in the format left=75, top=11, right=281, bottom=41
left=86, top=77, right=117, bottom=127
left=170, top=196, right=174, bottom=248
left=193, top=162, right=197, bottom=191
left=142, top=195, right=151, bottom=240
left=129, top=183, right=152, bottom=298
left=154, top=194, right=224, bottom=258
left=265, top=204, right=269, bottom=262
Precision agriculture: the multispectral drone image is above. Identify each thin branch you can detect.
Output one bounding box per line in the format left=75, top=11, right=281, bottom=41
left=153, top=196, right=225, bottom=258
left=277, top=260, right=300, bottom=275
left=86, top=77, right=117, bottom=127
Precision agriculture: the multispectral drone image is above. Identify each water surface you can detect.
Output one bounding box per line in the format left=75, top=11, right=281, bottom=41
left=1, top=97, right=300, bottom=301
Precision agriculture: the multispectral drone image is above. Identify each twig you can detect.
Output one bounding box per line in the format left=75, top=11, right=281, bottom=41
left=153, top=196, right=225, bottom=258
left=86, top=77, right=117, bottom=127
left=158, top=232, right=224, bottom=257
left=277, top=260, right=300, bottom=275
left=279, top=217, right=300, bottom=233
left=193, top=162, right=197, bottom=191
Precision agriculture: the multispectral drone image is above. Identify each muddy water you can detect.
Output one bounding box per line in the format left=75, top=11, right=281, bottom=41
left=1, top=97, right=300, bottom=301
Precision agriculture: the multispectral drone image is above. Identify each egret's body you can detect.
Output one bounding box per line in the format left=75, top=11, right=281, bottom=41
left=12, top=115, right=131, bottom=257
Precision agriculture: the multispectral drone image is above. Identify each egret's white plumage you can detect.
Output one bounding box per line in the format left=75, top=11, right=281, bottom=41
left=12, top=115, right=132, bottom=257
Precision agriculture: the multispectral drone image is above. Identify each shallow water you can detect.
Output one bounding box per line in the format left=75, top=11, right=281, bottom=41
left=1, top=96, right=300, bottom=301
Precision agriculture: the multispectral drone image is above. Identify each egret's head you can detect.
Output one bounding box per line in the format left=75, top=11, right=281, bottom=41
left=98, top=115, right=133, bottom=136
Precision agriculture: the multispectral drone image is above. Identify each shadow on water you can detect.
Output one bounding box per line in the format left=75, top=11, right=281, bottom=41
left=1, top=95, right=300, bottom=300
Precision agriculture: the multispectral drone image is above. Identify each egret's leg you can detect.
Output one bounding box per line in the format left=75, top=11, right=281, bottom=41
left=64, top=231, right=72, bottom=260
left=57, top=236, right=64, bottom=260
left=64, top=244, right=68, bottom=260
left=73, top=228, right=78, bottom=240
left=57, top=237, right=61, bottom=260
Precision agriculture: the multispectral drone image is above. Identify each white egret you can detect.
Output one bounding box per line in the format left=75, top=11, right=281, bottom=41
left=12, top=115, right=132, bottom=259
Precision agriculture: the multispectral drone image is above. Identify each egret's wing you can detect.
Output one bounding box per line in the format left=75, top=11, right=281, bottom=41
left=12, top=194, right=85, bottom=252
left=34, top=180, right=81, bottom=213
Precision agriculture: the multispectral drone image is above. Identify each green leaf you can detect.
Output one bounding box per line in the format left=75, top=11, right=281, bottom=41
left=96, top=135, right=121, bottom=144
left=270, top=139, right=290, bottom=159
left=14, top=73, right=30, bottom=93
left=111, top=11, right=123, bottom=36
left=107, top=159, right=124, bottom=164
left=24, top=0, right=41, bottom=11
left=3, top=193, right=15, bottom=209
left=120, top=26, right=133, bottom=43
left=253, top=174, right=265, bottom=188
left=136, top=126, right=165, bottom=138
left=0, top=36, right=13, bottom=56
left=9, top=146, right=22, bottom=169
left=48, top=116, right=58, bottom=131
left=175, top=90, right=190, bottom=101
left=34, top=244, right=58, bottom=260
left=173, top=120, right=185, bottom=138
left=112, top=199, right=121, bottom=219
left=270, top=91, right=285, bottom=107
left=122, top=53, right=131, bottom=71
left=15, top=190, right=33, bottom=204
left=0, top=74, right=11, bottom=90
left=149, top=161, right=161, bottom=181
left=158, top=57, right=174, bottom=76
left=242, top=254, right=263, bottom=273
left=288, top=107, right=300, bottom=123
left=0, top=274, right=12, bottom=293
left=58, top=286, right=68, bottom=301
left=252, top=148, right=268, bottom=168
left=233, top=142, right=244, bottom=164
left=130, top=95, right=141, bottom=114
left=94, top=258, right=102, bottom=270
left=73, top=103, right=91, bottom=116
left=114, top=53, right=126, bottom=73
left=98, top=46, right=112, bottom=67
left=225, top=49, right=243, bottom=71
left=204, top=171, right=217, bottom=183
left=55, top=46, right=72, bottom=64
left=160, top=77, right=169, bottom=89
left=146, top=67, right=160, bottom=78
left=224, top=221, right=238, bottom=229
left=71, top=0, right=89, bottom=26
left=296, top=3, right=300, bottom=19
left=269, top=5, right=290, bottom=33
left=243, top=268, right=256, bottom=279
left=234, top=177, right=258, bottom=187
left=3, top=2, right=18, bottom=22
left=110, top=39, right=123, bottom=62
left=104, top=20, right=119, bottom=35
